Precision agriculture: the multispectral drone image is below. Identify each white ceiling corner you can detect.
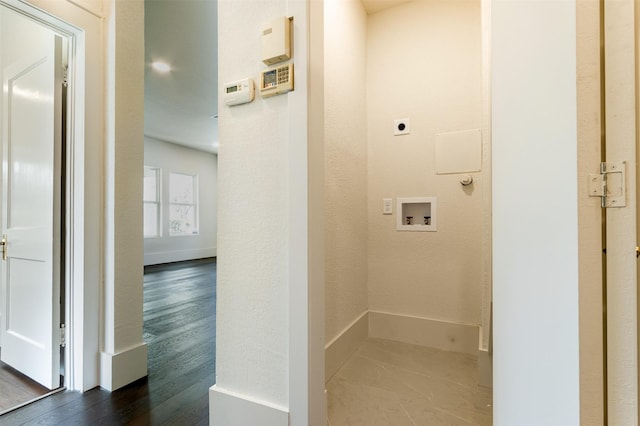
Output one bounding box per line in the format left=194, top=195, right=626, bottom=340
left=360, top=0, right=414, bottom=15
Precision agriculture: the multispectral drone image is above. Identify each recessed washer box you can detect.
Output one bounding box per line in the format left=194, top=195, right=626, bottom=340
left=396, top=197, right=437, bottom=231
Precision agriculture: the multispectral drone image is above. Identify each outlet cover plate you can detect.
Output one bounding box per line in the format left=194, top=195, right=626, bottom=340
left=383, top=198, right=393, bottom=214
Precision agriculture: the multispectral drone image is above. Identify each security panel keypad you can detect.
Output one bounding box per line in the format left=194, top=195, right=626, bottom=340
left=260, top=63, right=294, bottom=98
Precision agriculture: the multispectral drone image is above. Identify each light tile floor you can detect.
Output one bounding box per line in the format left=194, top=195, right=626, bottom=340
left=327, top=338, right=493, bottom=426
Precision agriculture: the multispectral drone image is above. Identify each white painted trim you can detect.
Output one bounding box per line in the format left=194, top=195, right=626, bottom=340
left=143, top=247, right=216, bottom=266
left=99, top=342, right=147, bottom=392
left=288, top=1, right=326, bottom=425
left=209, top=385, right=289, bottom=426
left=368, top=311, right=479, bottom=356
left=480, top=0, right=493, bottom=353
left=325, top=311, right=368, bottom=383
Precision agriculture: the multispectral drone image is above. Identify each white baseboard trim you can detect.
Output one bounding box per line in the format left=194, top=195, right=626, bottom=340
left=209, top=385, right=289, bottom=426
left=325, top=311, right=369, bottom=383
left=369, top=311, right=479, bottom=355
left=478, top=348, right=492, bottom=388
left=99, top=342, right=148, bottom=391
left=143, top=247, right=216, bottom=266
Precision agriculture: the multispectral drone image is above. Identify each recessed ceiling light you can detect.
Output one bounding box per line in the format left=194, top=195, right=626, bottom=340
left=151, top=61, right=171, bottom=73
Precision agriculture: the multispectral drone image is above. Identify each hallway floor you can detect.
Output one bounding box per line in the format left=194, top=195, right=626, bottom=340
left=0, top=258, right=216, bottom=425
left=0, top=353, right=51, bottom=414
left=327, top=338, right=492, bottom=426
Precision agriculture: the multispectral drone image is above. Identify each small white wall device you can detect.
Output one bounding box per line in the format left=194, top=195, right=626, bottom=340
left=262, top=17, right=291, bottom=65
left=260, top=63, right=294, bottom=98
left=224, top=78, right=255, bottom=106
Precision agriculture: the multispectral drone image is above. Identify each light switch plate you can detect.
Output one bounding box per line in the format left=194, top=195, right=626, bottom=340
left=383, top=198, right=393, bottom=214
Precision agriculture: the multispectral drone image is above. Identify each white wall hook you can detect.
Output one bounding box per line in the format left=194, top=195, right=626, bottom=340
left=460, top=175, right=473, bottom=186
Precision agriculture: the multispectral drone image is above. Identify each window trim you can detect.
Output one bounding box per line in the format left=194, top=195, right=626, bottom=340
left=143, top=166, right=162, bottom=238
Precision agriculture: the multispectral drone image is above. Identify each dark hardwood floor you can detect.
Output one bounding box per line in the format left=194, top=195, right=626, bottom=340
left=0, top=258, right=216, bottom=426
left=0, top=355, right=50, bottom=414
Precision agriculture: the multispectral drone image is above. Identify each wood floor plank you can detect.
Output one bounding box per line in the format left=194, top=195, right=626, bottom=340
left=0, top=361, right=51, bottom=413
left=0, top=258, right=216, bottom=425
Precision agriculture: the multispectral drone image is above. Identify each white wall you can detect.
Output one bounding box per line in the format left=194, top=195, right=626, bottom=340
left=324, top=0, right=368, bottom=348
left=143, top=137, right=217, bottom=265
left=211, top=0, right=325, bottom=424
left=102, top=0, right=147, bottom=391
left=492, top=0, right=580, bottom=424
left=215, top=0, right=290, bottom=409
left=367, top=1, right=484, bottom=328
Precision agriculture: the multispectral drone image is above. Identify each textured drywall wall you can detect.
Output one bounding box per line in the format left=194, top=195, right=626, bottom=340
left=214, top=2, right=324, bottom=423
left=216, top=0, right=291, bottom=410
left=143, top=137, right=217, bottom=265
left=104, top=0, right=145, bottom=356
left=324, top=0, right=369, bottom=344
left=492, top=0, right=580, bottom=423
left=367, top=0, right=484, bottom=326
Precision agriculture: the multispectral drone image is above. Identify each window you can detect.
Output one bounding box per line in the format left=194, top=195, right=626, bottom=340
left=169, top=172, right=198, bottom=236
left=143, top=167, right=161, bottom=238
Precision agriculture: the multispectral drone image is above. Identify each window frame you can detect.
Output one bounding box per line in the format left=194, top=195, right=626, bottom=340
left=168, top=172, right=199, bottom=237
left=143, top=166, right=162, bottom=238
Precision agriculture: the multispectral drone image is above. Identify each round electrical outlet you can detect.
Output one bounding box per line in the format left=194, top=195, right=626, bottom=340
left=394, top=118, right=410, bottom=136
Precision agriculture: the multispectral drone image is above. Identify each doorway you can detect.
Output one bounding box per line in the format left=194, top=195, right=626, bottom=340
left=323, top=0, right=492, bottom=423
left=0, top=2, right=70, bottom=413
left=141, top=0, right=218, bottom=417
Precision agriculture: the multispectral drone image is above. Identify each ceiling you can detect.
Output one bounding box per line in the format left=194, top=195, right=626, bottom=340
left=361, top=0, right=413, bottom=14
left=144, top=0, right=218, bottom=154
left=143, top=0, right=411, bottom=155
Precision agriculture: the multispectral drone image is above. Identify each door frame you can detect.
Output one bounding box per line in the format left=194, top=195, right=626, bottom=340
left=0, top=0, right=103, bottom=392
left=603, top=0, right=639, bottom=423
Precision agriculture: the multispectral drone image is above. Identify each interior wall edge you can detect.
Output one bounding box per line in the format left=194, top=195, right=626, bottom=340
left=325, top=310, right=369, bottom=383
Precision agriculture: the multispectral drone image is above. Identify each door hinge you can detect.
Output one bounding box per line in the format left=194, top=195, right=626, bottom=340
left=588, top=161, right=626, bottom=208
left=63, top=66, right=69, bottom=88
left=60, top=324, right=66, bottom=347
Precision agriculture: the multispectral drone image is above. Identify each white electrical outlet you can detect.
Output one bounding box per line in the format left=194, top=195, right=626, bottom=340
left=394, top=118, right=410, bottom=136
left=383, top=198, right=393, bottom=214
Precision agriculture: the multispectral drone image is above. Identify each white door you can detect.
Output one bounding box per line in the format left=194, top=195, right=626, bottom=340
left=0, top=8, right=63, bottom=390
